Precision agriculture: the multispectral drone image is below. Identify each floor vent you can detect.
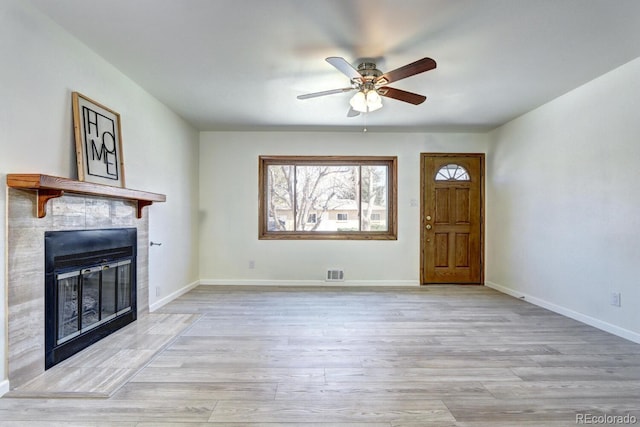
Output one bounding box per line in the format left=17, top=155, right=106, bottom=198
left=326, top=269, right=344, bottom=282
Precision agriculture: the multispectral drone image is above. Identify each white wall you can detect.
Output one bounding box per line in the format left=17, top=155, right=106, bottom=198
left=0, top=0, right=200, bottom=392
left=486, top=57, right=640, bottom=342
left=199, top=131, right=489, bottom=285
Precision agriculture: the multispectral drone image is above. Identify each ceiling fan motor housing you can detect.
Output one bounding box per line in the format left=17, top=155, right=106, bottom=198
left=357, top=62, right=383, bottom=78
left=355, top=62, right=384, bottom=90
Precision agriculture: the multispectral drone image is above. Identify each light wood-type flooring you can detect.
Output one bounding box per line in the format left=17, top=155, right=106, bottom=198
left=1, top=285, right=640, bottom=426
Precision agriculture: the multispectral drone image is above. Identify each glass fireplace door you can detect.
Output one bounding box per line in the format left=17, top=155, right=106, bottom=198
left=81, top=267, right=101, bottom=332
left=116, top=260, right=132, bottom=313
left=101, top=266, right=117, bottom=321
left=55, top=260, right=132, bottom=345
left=57, top=271, right=80, bottom=343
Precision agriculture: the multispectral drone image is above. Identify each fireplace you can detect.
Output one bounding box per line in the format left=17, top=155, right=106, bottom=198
left=44, top=228, right=137, bottom=369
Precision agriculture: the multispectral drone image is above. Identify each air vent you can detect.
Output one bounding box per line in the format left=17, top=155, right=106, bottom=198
left=326, top=269, right=344, bottom=282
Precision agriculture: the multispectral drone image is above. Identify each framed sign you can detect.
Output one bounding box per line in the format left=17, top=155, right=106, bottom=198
left=72, top=92, right=125, bottom=187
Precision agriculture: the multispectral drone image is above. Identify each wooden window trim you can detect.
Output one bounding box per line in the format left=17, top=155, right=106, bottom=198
left=258, top=155, right=398, bottom=240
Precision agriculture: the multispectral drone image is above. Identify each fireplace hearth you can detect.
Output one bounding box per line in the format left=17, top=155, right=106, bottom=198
left=44, top=228, right=137, bottom=369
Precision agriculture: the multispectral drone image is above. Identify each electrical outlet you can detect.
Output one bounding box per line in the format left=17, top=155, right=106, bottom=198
left=155, top=287, right=160, bottom=297
left=610, top=292, right=621, bottom=307
left=248, top=260, right=255, bottom=269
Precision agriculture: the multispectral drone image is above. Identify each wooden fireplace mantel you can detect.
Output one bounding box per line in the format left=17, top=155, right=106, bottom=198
left=6, top=174, right=166, bottom=219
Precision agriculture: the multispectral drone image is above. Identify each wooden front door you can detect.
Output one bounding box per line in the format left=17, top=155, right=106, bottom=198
left=421, top=153, right=484, bottom=284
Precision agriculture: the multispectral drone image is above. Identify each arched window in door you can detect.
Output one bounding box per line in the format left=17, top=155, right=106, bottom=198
left=435, top=164, right=470, bottom=181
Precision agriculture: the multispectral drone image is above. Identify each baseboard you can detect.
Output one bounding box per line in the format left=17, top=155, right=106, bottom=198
left=200, top=279, right=419, bottom=287
left=0, top=378, right=10, bottom=397
left=485, top=281, right=640, bottom=344
left=149, top=280, right=200, bottom=312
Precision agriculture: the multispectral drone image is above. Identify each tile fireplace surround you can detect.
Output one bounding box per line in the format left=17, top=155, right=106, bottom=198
left=6, top=188, right=150, bottom=389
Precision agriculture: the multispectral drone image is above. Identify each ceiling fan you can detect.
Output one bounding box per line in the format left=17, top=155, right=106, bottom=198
left=297, top=56, right=437, bottom=116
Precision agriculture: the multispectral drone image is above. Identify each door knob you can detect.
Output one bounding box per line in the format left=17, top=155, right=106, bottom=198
left=426, top=215, right=432, bottom=221
left=425, top=224, right=432, bottom=230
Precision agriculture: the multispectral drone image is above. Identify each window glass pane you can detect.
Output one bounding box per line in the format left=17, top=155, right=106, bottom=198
left=435, top=164, right=470, bottom=181
left=266, top=165, right=294, bottom=231
left=295, top=165, right=359, bottom=232
left=361, top=165, right=388, bottom=231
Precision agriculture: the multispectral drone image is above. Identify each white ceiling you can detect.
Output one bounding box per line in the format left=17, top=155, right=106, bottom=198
left=29, top=0, right=640, bottom=132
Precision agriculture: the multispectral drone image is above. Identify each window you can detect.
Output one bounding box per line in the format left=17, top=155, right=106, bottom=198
left=435, top=164, right=470, bottom=181
left=259, top=156, right=397, bottom=240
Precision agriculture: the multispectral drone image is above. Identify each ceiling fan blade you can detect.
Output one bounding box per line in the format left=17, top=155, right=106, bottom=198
left=378, top=87, right=427, bottom=105
left=326, top=57, right=363, bottom=82
left=346, top=107, right=360, bottom=117
left=297, top=87, right=354, bottom=100
left=376, top=57, right=437, bottom=85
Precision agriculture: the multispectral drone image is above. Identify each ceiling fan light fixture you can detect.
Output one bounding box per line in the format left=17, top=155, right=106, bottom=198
left=350, top=89, right=383, bottom=113
left=349, top=90, right=368, bottom=112
left=366, top=90, right=382, bottom=111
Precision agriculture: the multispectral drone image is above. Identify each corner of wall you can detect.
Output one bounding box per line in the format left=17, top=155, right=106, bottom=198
left=149, top=280, right=200, bottom=312
left=485, top=281, right=640, bottom=345
left=0, top=378, right=9, bottom=397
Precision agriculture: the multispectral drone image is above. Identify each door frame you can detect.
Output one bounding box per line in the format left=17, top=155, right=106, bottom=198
left=420, top=153, right=485, bottom=285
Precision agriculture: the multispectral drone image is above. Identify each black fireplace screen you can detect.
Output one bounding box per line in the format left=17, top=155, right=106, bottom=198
left=45, top=228, right=137, bottom=369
